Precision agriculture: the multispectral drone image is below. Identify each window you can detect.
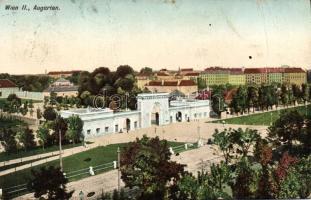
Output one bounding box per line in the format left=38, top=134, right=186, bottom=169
left=96, top=128, right=100, bottom=134
left=134, top=121, right=137, bottom=128
left=105, top=127, right=109, bottom=132
left=87, top=129, right=91, bottom=135
left=0, top=91, right=2, bottom=97
left=115, top=124, right=119, bottom=132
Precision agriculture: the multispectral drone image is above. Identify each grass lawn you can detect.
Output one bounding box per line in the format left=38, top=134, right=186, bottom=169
left=0, top=143, right=83, bottom=163
left=0, top=117, right=26, bottom=129
left=212, top=104, right=311, bottom=126
left=0, top=141, right=184, bottom=190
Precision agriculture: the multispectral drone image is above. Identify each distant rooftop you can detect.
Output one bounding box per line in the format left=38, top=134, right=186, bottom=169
left=0, top=79, right=17, bottom=88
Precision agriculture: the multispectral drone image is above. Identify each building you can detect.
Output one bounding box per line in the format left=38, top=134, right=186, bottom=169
left=228, top=68, right=246, bottom=85
left=307, top=70, right=311, bottom=83
left=183, top=72, right=200, bottom=82
left=200, top=67, right=245, bottom=86
left=0, top=79, right=19, bottom=98
left=43, top=78, right=78, bottom=97
left=244, top=67, right=306, bottom=85
left=155, top=71, right=174, bottom=80
left=47, top=70, right=81, bottom=78
left=136, top=73, right=152, bottom=89
left=60, top=93, right=210, bottom=139
left=145, top=80, right=197, bottom=95
left=283, top=68, right=306, bottom=85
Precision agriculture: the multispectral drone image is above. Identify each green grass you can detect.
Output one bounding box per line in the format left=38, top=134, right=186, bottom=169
left=0, top=143, right=83, bottom=162
left=0, top=141, right=184, bottom=190
left=0, top=155, right=56, bottom=172
left=212, top=104, right=311, bottom=126
left=0, top=117, right=26, bottom=129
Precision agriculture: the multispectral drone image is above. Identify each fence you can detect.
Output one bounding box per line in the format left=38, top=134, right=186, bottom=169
left=1, top=161, right=116, bottom=199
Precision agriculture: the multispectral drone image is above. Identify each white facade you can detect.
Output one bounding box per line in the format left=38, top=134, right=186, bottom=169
left=60, top=93, right=210, bottom=139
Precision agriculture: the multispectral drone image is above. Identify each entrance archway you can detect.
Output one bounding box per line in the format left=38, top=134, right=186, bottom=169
left=125, top=118, right=131, bottom=132
left=151, top=102, right=161, bottom=126
left=176, top=112, right=182, bottom=122
left=151, top=112, right=160, bottom=125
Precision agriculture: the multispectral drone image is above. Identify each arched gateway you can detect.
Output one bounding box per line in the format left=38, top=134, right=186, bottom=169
left=137, top=93, right=170, bottom=128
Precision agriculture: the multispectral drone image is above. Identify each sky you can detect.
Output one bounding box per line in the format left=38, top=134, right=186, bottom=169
left=0, top=0, right=310, bottom=74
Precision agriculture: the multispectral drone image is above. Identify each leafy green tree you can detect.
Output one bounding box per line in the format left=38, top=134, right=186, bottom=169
left=293, top=156, right=311, bottom=198
left=139, top=67, right=153, bottom=76
left=36, top=125, right=50, bottom=149
left=66, top=115, right=84, bottom=143
left=280, top=84, right=289, bottom=107
left=232, top=158, right=256, bottom=199
left=197, top=77, right=207, bottom=90
left=7, top=93, right=22, bottom=113
left=0, top=128, right=17, bottom=154
left=301, top=83, right=309, bottom=102
left=231, top=128, right=261, bottom=158
left=36, top=108, right=42, bottom=119
left=278, top=168, right=300, bottom=199
left=43, top=107, right=57, bottom=121
left=212, top=129, right=234, bottom=164
left=207, top=161, right=233, bottom=193
left=16, top=127, right=36, bottom=151
left=246, top=85, right=258, bottom=113
left=50, top=91, right=57, bottom=106
left=28, top=166, right=73, bottom=200
left=120, top=135, right=185, bottom=199
left=53, top=115, right=68, bottom=144
left=268, top=110, right=304, bottom=151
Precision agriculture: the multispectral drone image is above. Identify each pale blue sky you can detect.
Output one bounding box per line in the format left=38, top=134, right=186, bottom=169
left=0, top=0, right=310, bottom=74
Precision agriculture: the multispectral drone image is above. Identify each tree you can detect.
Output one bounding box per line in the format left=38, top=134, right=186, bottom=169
left=212, top=129, right=234, bottom=164
left=7, top=93, right=22, bottom=113
left=43, top=107, right=57, bottom=121
left=36, top=108, right=42, bottom=119
left=268, top=110, right=304, bottom=151
left=120, top=135, right=185, bottom=199
left=36, top=125, right=50, bottom=149
left=53, top=115, right=68, bottom=144
left=28, top=166, right=73, bottom=200
left=293, top=155, right=311, bottom=198
left=50, top=91, right=57, bottom=106
left=16, top=127, right=36, bottom=151
left=66, top=115, right=84, bottom=143
left=274, top=152, right=298, bottom=185
left=231, top=128, right=261, bottom=158
left=232, top=158, right=256, bottom=199
left=246, top=85, right=258, bottom=113
left=0, top=128, right=17, bottom=154
left=207, top=161, right=233, bottom=193
left=115, top=65, right=134, bottom=79
left=139, top=67, right=153, bottom=76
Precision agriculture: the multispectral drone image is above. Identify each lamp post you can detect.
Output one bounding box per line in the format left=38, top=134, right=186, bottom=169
left=270, top=112, right=272, bottom=126
left=117, top=147, right=121, bottom=192
left=125, top=92, right=129, bottom=111
left=59, top=130, right=63, bottom=171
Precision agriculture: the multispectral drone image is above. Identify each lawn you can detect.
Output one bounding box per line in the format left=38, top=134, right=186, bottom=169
left=212, top=104, right=311, bottom=126
left=0, top=117, right=26, bottom=129
left=0, top=142, right=83, bottom=163
left=0, top=141, right=184, bottom=191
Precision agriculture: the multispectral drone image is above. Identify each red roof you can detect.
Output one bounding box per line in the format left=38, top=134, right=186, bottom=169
left=181, top=68, right=193, bottom=72
left=179, top=80, right=196, bottom=86
left=184, top=72, right=200, bottom=76
left=147, top=80, right=196, bottom=87
left=163, top=81, right=178, bottom=86
left=284, top=68, right=305, bottom=73
left=244, top=68, right=284, bottom=74
left=148, top=81, right=162, bottom=86
left=156, top=72, right=169, bottom=76
left=48, top=70, right=81, bottom=75
left=0, top=79, right=17, bottom=88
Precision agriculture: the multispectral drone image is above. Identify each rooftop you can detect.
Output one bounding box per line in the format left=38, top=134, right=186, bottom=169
left=0, top=79, right=17, bottom=88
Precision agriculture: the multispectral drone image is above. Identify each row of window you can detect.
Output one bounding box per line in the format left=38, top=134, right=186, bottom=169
left=86, top=121, right=138, bottom=135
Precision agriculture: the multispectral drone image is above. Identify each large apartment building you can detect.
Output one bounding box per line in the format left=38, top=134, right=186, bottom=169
left=244, top=67, right=306, bottom=85
left=200, top=67, right=245, bottom=86
left=199, top=67, right=306, bottom=86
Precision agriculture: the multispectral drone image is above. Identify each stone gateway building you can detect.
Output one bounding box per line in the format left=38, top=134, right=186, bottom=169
left=60, top=93, right=210, bottom=139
